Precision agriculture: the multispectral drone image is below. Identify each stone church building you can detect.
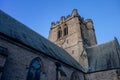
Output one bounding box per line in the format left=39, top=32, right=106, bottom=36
left=0, top=9, right=120, bottom=80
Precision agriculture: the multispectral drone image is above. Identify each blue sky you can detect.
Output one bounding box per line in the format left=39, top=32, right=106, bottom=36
left=0, top=0, right=120, bottom=44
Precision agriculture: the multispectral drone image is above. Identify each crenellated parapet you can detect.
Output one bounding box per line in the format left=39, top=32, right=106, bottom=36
left=85, top=19, right=93, bottom=24
left=71, top=9, right=79, bottom=17
left=51, top=9, right=81, bottom=29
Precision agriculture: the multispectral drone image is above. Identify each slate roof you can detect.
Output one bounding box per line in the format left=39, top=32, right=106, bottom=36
left=0, top=10, right=85, bottom=72
left=86, top=38, right=120, bottom=72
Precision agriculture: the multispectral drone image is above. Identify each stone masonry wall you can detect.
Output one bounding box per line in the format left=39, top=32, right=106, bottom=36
left=0, top=35, right=84, bottom=80
left=85, top=70, right=119, bottom=80
left=48, top=11, right=89, bottom=68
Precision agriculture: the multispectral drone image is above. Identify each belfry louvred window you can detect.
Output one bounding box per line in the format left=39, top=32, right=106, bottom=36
left=57, top=25, right=68, bottom=39
left=57, top=27, right=62, bottom=39
left=64, top=26, right=68, bottom=36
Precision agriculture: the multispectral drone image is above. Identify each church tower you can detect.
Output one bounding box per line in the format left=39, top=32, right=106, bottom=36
left=48, top=9, right=97, bottom=69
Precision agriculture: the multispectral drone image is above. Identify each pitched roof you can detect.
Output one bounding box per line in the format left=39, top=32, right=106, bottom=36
left=86, top=38, right=120, bottom=72
left=0, top=10, right=85, bottom=72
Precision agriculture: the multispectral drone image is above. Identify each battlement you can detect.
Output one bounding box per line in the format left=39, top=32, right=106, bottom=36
left=85, top=19, right=93, bottom=24
left=51, top=9, right=81, bottom=29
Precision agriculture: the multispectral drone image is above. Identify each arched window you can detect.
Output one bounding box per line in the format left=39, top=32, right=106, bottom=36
left=55, top=62, right=66, bottom=80
left=64, top=25, right=68, bottom=36
left=27, top=58, right=41, bottom=80
left=57, top=27, right=62, bottom=39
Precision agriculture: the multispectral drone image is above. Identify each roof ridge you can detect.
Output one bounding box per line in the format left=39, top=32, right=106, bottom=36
left=87, top=39, right=116, bottom=49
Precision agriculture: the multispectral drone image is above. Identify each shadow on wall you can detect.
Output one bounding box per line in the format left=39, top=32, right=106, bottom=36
left=70, top=71, right=85, bottom=80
